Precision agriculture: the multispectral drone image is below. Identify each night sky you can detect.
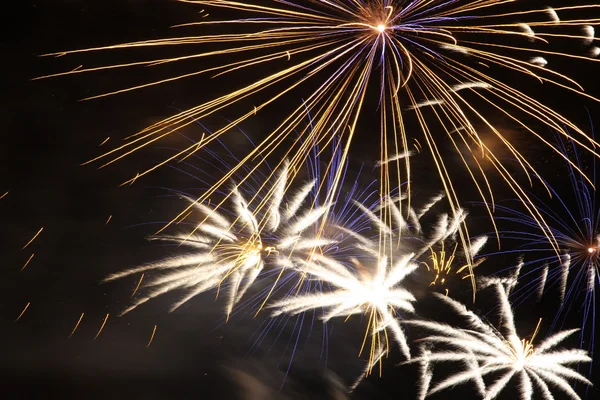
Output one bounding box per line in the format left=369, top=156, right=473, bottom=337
left=3, top=1, right=600, bottom=399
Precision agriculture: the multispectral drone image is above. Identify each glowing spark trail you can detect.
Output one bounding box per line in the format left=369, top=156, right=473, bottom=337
left=15, top=302, right=30, bottom=322
left=69, top=312, right=85, bottom=338
left=22, top=227, right=43, bottom=250
left=20, top=253, right=34, bottom=271
left=146, top=325, right=157, bottom=348
left=94, top=313, right=110, bottom=340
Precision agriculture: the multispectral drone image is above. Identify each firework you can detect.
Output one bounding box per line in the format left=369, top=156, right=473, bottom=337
left=104, top=160, right=332, bottom=317
left=483, top=128, right=600, bottom=360
left=269, top=250, right=419, bottom=373
left=38, top=1, right=600, bottom=263
left=406, top=284, right=592, bottom=400
left=363, top=192, right=488, bottom=298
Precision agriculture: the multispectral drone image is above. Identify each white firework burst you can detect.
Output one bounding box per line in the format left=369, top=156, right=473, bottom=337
left=105, top=161, right=332, bottom=317
left=406, top=284, right=592, bottom=400
left=269, top=249, right=418, bottom=371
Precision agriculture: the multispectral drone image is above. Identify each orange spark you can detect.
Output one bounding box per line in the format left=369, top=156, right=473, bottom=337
left=22, top=227, right=44, bottom=249
left=69, top=312, right=85, bottom=338
left=16, top=302, right=30, bottom=321
left=132, top=273, right=145, bottom=297
left=21, top=253, right=35, bottom=271
left=93, top=313, right=110, bottom=340
left=146, top=325, right=157, bottom=348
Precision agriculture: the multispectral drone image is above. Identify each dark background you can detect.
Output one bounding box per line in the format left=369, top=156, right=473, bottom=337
left=2, top=1, right=600, bottom=398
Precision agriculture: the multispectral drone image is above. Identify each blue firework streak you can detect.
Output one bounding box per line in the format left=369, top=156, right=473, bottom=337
left=480, top=124, right=599, bottom=369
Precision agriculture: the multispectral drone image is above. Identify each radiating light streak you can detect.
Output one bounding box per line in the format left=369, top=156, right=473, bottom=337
left=21, top=253, right=34, bottom=271
left=22, top=227, right=43, bottom=249
left=93, top=313, right=110, bottom=340
left=69, top=312, right=85, bottom=338
left=15, top=302, right=30, bottom=322
left=146, top=325, right=157, bottom=348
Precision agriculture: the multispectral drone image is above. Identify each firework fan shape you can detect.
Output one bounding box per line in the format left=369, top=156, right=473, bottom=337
left=406, top=284, right=592, bottom=400
left=104, top=160, right=333, bottom=317
left=39, top=1, right=600, bottom=246
left=483, top=128, right=600, bottom=360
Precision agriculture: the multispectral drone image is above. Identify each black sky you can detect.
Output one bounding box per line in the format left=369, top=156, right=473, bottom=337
left=3, top=1, right=600, bottom=399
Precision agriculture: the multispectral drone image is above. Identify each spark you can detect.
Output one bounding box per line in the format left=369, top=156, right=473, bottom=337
left=0, top=191, right=8, bottom=200
left=69, top=312, right=85, bottom=338
left=146, top=325, right=157, bottom=348
left=546, top=8, right=560, bottom=23
left=22, top=227, right=43, bottom=249
left=99, top=137, right=110, bottom=146
left=94, top=313, right=110, bottom=340
left=530, top=56, right=548, bottom=67
left=105, top=215, right=112, bottom=225
left=20, top=253, right=34, bottom=271
left=15, top=302, right=30, bottom=321
left=131, top=273, right=145, bottom=297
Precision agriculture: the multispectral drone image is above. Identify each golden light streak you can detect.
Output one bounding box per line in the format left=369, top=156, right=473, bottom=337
left=22, top=227, right=43, bottom=249
left=146, top=325, right=157, bottom=348
left=99, top=137, right=110, bottom=146
left=21, top=253, right=34, bottom=271
left=0, top=191, right=8, bottom=200
left=131, top=273, right=145, bottom=297
left=15, top=302, right=30, bottom=321
left=519, top=318, right=543, bottom=359
left=69, top=312, right=85, bottom=338
left=105, top=215, right=112, bottom=225
left=93, top=313, right=110, bottom=340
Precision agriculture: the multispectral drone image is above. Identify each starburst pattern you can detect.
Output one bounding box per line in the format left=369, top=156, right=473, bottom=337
left=406, top=284, right=593, bottom=399
left=38, top=1, right=600, bottom=253
left=104, top=161, right=332, bottom=317
left=482, top=127, right=600, bottom=359
left=270, top=250, right=418, bottom=372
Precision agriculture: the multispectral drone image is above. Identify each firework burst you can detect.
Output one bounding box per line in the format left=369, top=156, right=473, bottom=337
left=104, top=160, right=332, bottom=317
left=269, top=249, right=419, bottom=374
left=483, top=127, right=600, bottom=361
left=38, top=1, right=600, bottom=265
left=406, top=284, right=593, bottom=399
